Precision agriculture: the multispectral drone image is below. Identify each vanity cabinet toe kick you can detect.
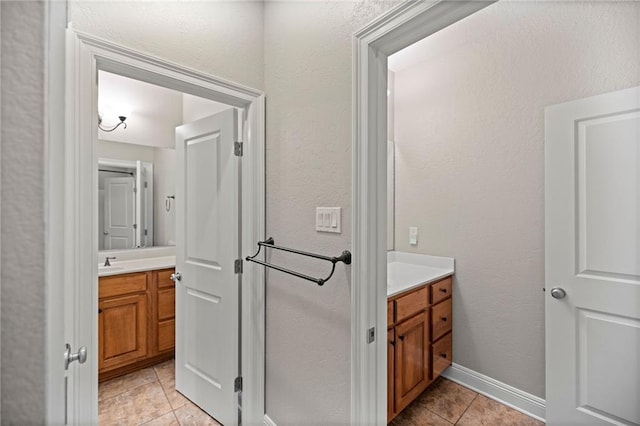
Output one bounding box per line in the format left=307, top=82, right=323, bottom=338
left=387, top=275, right=453, bottom=423
left=98, top=267, right=176, bottom=382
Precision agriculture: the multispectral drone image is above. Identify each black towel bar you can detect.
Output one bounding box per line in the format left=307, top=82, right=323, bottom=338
left=245, top=237, right=351, bottom=286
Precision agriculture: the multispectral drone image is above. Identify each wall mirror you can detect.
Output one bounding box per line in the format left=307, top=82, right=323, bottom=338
left=99, top=157, right=154, bottom=250
left=96, top=69, right=231, bottom=254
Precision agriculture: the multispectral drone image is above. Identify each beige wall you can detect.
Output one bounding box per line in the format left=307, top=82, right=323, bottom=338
left=263, top=1, right=399, bottom=422
left=1, top=1, right=48, bottom=422
left=393, top=1, right=640, bottom=398
left=69, top=1, right=265, bottom=91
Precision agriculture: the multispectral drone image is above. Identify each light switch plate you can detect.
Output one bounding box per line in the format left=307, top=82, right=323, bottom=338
left=316, top=207, right=341, bottom=233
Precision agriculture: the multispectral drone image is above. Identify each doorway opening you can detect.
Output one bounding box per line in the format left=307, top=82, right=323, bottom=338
left=96, top=70, right=237, bottom=424
left=353, top=1, right=640, bottom=424
left=61, top=30, right=265, bottom=425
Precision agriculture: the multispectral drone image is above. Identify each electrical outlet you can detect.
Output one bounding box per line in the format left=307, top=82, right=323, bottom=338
left=409, top=226, right=418, bottom=245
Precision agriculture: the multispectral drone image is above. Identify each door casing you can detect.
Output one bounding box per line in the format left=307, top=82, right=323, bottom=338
left=351, top=1, right=496, bottom=423
left=54, top=29, right=265, bottom=424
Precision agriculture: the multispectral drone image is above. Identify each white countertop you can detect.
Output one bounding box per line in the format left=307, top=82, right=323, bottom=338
left=387, top=251, right=455, bottom=297
left=98, top=256, right=176, bottom=277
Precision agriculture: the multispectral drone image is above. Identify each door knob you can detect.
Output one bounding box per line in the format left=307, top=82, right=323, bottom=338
left=64, top=343, right=87, bottom=370
left=170, top=272, right=182, bottom=282
left=550, top=287, right=566, bottom=299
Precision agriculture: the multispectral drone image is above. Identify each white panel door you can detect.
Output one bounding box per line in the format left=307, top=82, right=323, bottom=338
left=546, top=86, right=640, bottom=425
left=175, top=108, right=240, bottom=426
left=103, top=176, right=135, bottom=250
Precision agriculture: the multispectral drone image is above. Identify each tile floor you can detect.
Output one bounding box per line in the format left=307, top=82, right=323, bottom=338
left=99, top=359, right=220, bottom=426
left=391, top=378, right=544, bottom=426
left=100, top=363, right=542, bottom=426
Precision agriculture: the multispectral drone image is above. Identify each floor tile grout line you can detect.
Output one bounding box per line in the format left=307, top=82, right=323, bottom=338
left=99, top=368, right=159, bottom=405
left=153, top=364, right=178, bottom=418
left=425, top=407, right=457, bottom=425
left=454, top=393, right=479, bottom=425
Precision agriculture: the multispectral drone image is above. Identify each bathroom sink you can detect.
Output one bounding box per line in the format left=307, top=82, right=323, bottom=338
left=98, top=265, right=124, bottom=272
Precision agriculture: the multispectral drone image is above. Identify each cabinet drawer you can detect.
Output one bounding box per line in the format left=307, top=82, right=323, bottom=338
left=158, top=319, right=175, bottom=352
left=158, top=288, right=175, bottom=321
left=157, top=269, right=176, bottom=289
left=430, top=277, right=452, bottom=305
left=395, top=287, right=428, bottom=323
left=388, top=301, right=394, bottom=326
left=431, top=332, right=452, bottom=379
left=431, top=298, right=452, bottom=341
left=99, top=272, right=148, bottom=299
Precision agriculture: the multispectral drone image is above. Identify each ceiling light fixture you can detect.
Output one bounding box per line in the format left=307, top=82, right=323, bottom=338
left=98, top=114, right=128, bottom=132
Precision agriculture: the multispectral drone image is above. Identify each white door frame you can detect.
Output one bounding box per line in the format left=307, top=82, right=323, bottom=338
left=351, top=1, right=495, bottom=423
left=58, top=29, right=265, bottom=424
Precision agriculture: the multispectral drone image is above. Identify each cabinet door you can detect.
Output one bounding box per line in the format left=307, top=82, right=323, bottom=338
left=156, top=269, right=175, bottom=353
left=99, top=293, right=148, bottom=372
left=395, top=311, right=430, bottom=413
left=388, top=329, right=395, bottom=422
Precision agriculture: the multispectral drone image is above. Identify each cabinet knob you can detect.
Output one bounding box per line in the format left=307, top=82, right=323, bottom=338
left=98, top=309, right=102, bottom=314
left=399, top=335, right=405, bottom=341
left=439, top=288, right=447, bottom=293
left=390, top=340, right=395, bottom=346
left=440, top=316, right=448, bottom=322
left=440, top=353, right=448, bottom=358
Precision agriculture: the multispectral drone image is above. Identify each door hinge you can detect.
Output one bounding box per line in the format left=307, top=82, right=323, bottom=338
left=144, top=229, right=148, bottom=236
left=235, top=259, right=243, bottom=274
left=133, top=187, right=137, bottom=193
left=234, top=376, right=243, bottom=392
left=234, top=141, right=243, bottom=157
left=144, top=181, right=148, bottom=188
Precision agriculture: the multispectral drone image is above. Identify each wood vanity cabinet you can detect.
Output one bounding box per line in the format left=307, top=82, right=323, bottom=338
left=98, top=267, right=176, bottom=381
left=387, top=276, right=453, bottom=422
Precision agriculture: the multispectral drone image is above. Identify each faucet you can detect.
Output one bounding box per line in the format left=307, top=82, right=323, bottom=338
left=104, top=256, right=116, bottom=267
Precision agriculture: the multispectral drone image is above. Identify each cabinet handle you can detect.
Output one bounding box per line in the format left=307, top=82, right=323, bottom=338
left=440, top=352, right=448, bottom=358
left=399, top=335, right=405, bottom=341
left=98, top=309, right=103, bottom=314
left=390, top=340, right=395, bottom=346
left=439, top=288, right=447, bottom=293
left=440, top=316, right=448, bottom=322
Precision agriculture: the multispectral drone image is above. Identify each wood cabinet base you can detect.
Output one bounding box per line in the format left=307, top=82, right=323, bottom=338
left=387, top=276, right=453, bottom=423
left=98, top=268, right=176, bottom=382
left=99, top=352, right=174, bottom=383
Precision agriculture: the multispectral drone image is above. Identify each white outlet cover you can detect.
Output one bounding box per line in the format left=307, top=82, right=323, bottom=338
left=409, top=226, right=418, bottom=245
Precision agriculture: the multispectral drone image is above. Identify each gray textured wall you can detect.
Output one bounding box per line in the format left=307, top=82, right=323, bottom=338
left=1, top=1, right=47, bottom=422
left=69, top=1, right=265, bottom=91
left=263, top=2, right=398, bottom=423
left=393, top=1, right=640, bottom=398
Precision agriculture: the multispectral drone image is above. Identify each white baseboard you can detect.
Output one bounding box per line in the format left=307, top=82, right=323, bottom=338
left=263, top=414, right=277, bottom=426
left=442, top=363, right=546, bottom=423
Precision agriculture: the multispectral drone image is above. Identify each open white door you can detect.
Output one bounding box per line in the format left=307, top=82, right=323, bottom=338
left=175, top=108, right=240, bottom=425
left=545, top=86, right=640, bottom=425
left=103, top=176, right=136, bottom=250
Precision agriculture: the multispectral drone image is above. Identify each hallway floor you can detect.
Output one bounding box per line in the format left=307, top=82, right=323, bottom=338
left=100, top=362, right=542, bottom=425
left=391, top=378, right=543, bottom=426
left=99, top=359, right=220, bottom=425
